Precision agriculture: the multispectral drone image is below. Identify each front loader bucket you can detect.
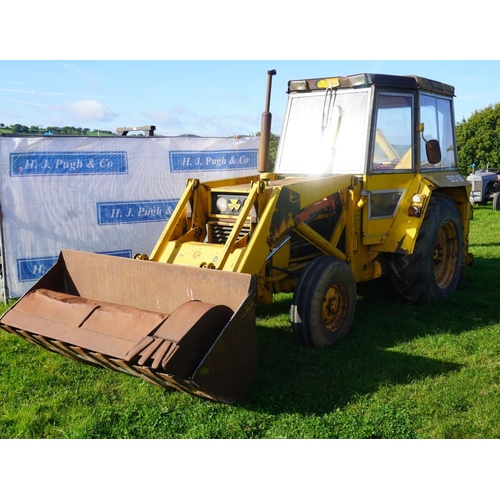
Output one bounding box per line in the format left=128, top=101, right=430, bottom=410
left=0, top=250, right=257, bottom=403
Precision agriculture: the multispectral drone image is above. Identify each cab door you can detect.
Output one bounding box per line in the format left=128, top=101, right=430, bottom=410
left=362, top=91, right=419, bottom=248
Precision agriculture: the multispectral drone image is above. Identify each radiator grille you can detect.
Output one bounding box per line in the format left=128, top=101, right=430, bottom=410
left=470, top=179, right=482, bottom=192
left=209, top=222, right=250, bottom=244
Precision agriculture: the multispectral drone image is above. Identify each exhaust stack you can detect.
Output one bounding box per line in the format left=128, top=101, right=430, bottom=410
left=257, top=69, right=276, bottom=173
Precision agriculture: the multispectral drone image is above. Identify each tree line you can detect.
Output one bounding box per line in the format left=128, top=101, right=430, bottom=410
left=0, top=123, right=114, bottom=135
left=455, top=103, right=500, bottom=176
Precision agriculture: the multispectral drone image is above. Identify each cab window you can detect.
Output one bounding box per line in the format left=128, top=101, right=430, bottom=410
left=371, top=93, right=414, bottom=172
left=420, top=94, right=456, bottom=169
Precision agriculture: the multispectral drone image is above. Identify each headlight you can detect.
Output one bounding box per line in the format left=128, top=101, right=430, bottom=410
left=211, top=192, right=247, bottom=215
left=216, top=197, right=228, bottom=212
left=408, top=193, right=426, bottom=218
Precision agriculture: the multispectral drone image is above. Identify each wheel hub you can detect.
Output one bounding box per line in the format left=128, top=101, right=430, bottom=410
left=322, top=284, right=347, bottom=332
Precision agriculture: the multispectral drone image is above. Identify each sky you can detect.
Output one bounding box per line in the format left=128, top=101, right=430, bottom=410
left=1, top=59, right=499, bottom=138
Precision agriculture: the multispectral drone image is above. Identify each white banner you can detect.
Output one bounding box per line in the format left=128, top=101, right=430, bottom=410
left=0, top=135, right=259, bottom=298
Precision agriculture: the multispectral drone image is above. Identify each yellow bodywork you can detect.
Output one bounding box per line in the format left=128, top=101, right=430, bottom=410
left=150, top=174, right=354, bottom=270
left=144, top=169, right=471, bottom=305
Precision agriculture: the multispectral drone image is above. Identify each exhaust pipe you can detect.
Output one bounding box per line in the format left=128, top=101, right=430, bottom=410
left=258, top=69, right=276, bottom=173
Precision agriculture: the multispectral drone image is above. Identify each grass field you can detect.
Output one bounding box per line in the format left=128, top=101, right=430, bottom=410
left=1, top=205, right=499, bottom=440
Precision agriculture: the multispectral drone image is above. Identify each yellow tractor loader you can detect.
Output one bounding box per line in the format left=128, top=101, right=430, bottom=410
left=0, top=70, right=473, bottom=403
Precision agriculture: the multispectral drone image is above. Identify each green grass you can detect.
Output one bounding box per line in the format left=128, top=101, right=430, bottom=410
left=1, top=205, right=500, bottom=439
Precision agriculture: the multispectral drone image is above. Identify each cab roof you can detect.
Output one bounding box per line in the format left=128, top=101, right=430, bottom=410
left=288, top=73, right=455, bottom=97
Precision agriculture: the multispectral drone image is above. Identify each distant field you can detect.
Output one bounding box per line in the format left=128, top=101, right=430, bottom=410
left=0, top=205, right=499, bottom=439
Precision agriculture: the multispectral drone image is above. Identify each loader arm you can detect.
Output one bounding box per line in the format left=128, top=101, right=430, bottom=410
left=149, top=178, right=201, bottom=260
left=146, top=174, right=354, bottom=278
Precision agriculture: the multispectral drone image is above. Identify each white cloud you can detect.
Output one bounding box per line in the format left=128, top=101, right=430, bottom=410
left=65, top=100, right=118, bottom=122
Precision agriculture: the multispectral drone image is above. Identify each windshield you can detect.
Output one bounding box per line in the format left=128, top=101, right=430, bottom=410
left=275, top=88, right=370, bottom=175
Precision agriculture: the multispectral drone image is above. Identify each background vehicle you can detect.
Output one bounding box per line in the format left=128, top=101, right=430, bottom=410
left=0, top=71, right=474, bottom=403
left=467, top=164, right=500, bottom=210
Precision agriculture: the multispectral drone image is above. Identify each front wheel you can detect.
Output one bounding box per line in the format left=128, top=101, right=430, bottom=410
left=291, top=257, right=357, bottom=347
left=389, top=193, right=463, bottom=303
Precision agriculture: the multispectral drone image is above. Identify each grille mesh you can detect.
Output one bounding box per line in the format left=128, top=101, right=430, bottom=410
left=210, top=222, right=250, bottom=244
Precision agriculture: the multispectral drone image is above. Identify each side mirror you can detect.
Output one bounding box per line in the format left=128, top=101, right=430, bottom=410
left=419, top=124, right=441, bottom=165
left=425, top=139, right=441, bottom=164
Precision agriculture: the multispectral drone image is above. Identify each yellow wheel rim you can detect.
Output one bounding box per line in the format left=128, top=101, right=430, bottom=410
left=322, top=284, right=347, bottom=332
left=434, top=221, right=458, bottom=289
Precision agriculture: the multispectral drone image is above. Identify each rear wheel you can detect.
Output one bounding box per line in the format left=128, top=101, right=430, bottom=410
left=389, top=193, right=463, bottom=303
left=291, top=256, right=356, bottom=347
left=492, top=191, right=500, bottom=211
